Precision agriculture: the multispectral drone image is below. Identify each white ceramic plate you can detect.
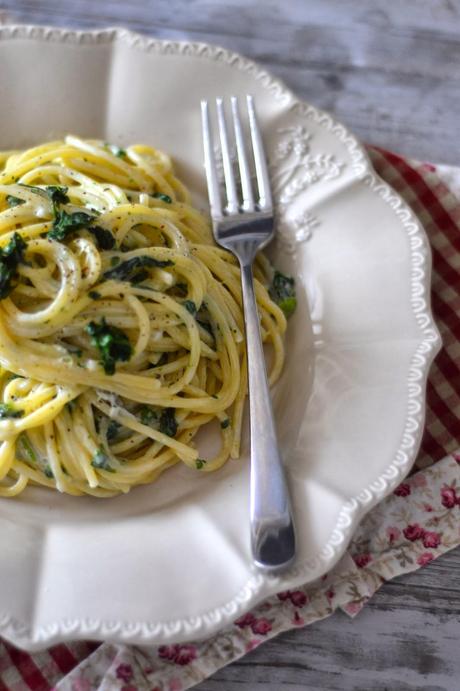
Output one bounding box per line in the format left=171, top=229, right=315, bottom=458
left=0, top=26, right=441, bottom=651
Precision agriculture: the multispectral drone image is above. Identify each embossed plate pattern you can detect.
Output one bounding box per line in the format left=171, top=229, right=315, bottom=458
left=0, top=26, right=441, bottom=650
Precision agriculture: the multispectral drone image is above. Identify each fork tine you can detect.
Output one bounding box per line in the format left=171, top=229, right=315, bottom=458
left=246, top=95, right=272, bottom=211
left=231, top=96, right=255, bottom=212
left=216, top=98, right=239, bottom=214
left=201, top=100, right=223, bottom=219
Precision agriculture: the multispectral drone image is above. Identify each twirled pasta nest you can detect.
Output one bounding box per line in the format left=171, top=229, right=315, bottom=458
left=0, top=137, right=294, bottom=497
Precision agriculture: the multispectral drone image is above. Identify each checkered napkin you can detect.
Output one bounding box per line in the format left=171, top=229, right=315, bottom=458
left=1, top=147, right=459, bottom=691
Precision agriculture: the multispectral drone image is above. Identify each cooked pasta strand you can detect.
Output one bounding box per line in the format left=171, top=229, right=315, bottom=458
left=0, top=137, right=289, bottom=497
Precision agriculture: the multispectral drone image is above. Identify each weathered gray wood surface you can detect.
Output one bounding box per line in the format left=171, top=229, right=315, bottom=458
left=1, top=1, right=460, bottom=689
left=2, top=0, right=460, bottom=164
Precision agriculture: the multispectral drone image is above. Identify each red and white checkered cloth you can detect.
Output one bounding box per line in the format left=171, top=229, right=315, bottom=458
left=1, top=146, right=460, bottom=691
left=371, top=148, right=460, bottom=467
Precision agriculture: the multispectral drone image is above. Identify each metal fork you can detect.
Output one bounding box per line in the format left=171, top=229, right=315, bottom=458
left=201, top=95, right=296, bottom=573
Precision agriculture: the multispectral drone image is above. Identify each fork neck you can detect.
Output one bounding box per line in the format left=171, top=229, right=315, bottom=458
left=213, top=213, right=273, bottom=265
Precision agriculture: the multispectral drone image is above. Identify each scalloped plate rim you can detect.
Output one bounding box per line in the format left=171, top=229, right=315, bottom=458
left=0, top=24, right=442, bottom=651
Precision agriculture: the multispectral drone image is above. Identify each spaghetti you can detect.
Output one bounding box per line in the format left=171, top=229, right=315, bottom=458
left=0, top=136, right=290, bottom=497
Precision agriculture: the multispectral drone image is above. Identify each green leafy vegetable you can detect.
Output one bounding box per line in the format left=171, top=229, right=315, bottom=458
left=270, top=270, right=297, bottom=317
left=196, top=318, right=213, bottom=338
left=159, top=408, right=177, bottom=437
left=85, top=317, right=132, bottom=375
left=103, top=255, right=174, bottom=283
left=174, top=282, right=188, bottom=297
left=18, top=434, right=37, bottom=462
left=138, top=405, right=177, bottom=437
left=137, top=405, right=178, bottom=437
left=48, top=209, right=115, bottom=249
left=91, top=447, right=115, bottom=471
left=88, top=225, right=115, bottom=250
left=130, top=269, right=150, bottom=285
left=110, top=256, right=121, bottom=267
left=278, top=295, right=296, bottom=317
left=139, top=405, right=159, bottom=427
left=195, top=304, right=214, bottom=339
left=195, top=458, right=207, bottom=470
left=107, top=419, right=121, bottom=441
left=0, top=233, right=28, bottom=300
left=44, top=465, right=54, bottom=478
left=220, top=418, right=230, bottom=429
left=89, top=290, right=101, bottom=300
left=48, top=210, right=94, bottom=241
left=183, top=300, right=197, bottom=315
left=152, top=192, right=172, bottom=203
left=0, top=402, right=24, bottom=419
left=105, top=143, right=127, bottom=158
left=3, top=233, right=27, bottom=264
left=14, top=183, right=71, bottom=213
left=45, top=185, right=69, bottom=205
left=6, top=195, right=25, bottom=208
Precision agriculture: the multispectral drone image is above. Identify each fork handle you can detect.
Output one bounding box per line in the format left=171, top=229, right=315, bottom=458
left=240, top=261, right=296, bottom=572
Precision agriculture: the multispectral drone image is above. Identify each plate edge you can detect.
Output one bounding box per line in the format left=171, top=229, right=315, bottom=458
left=0, top=23, right=443, bottom=650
